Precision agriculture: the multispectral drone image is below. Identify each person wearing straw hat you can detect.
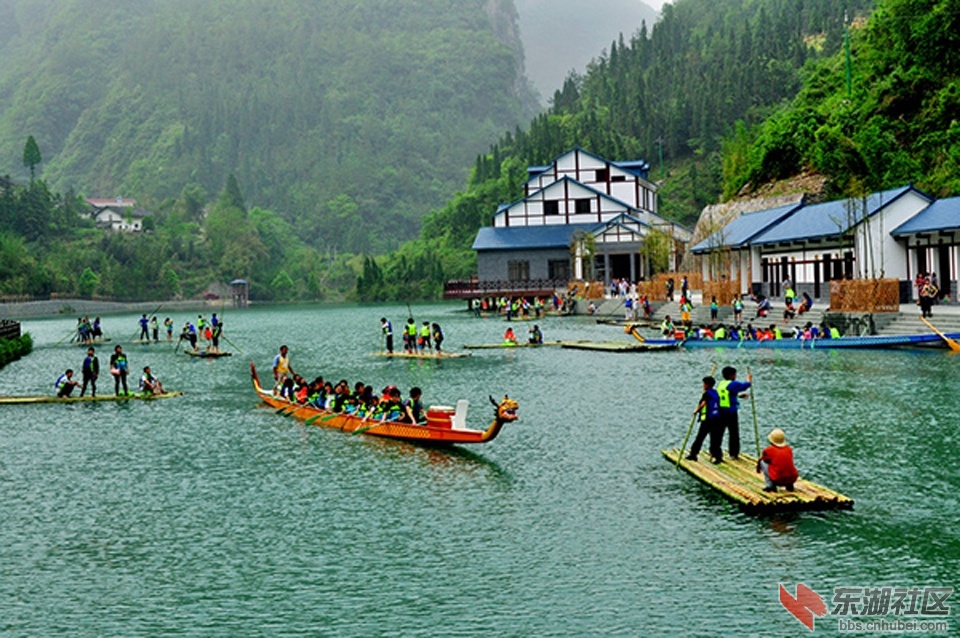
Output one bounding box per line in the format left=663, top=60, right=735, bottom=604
left=756, top=428, right=799, bottom=493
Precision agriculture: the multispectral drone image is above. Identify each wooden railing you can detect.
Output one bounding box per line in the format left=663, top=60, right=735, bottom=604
left=443, top=279, right=568, bottom=299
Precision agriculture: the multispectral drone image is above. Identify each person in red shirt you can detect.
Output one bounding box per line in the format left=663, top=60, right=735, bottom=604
left=757, top=428, right=799, bottom=493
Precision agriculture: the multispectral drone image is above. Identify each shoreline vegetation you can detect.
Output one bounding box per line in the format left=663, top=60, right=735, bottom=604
left=0, top=333, right=32, bottom=369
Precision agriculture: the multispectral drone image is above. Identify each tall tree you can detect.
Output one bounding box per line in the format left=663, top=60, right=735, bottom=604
left=22, top=136, right=41, bottom=182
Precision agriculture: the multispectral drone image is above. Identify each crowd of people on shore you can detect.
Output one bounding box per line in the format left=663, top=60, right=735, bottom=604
left=270, top=345, right=425, bottom=425
left=470, top=293, right=576, bottom=319
left=55, top=344, right=166, bottom=398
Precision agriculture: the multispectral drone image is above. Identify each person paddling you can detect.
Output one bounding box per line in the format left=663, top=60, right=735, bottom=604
left=685, top=376, right=722, bottom=464
left=716, top=366, right=752, bottom=461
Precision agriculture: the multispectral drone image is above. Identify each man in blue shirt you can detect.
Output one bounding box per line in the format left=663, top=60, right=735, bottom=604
left=717, top=366, right=752, bottom=461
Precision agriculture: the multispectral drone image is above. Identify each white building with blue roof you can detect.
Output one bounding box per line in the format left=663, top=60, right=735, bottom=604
left=891, top=196, right=960, bottom=299
left=469, top=148, right=691, bottom=295
left=694, top=185, right=939, bottom=302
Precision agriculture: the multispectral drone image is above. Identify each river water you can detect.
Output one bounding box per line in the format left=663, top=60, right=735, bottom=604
left=1, top=303, right=956, bottom=636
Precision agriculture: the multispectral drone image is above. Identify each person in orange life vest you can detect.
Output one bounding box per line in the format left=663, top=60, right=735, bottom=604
left=757, top=428, right=799, bottom=492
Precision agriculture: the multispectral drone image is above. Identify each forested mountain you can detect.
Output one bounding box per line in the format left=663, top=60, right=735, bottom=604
left=358, top=0, right=876, bottom=300
left=515, top=0, right=658, bottom=100
left=0, top=0, right=537, bottom=254
left=723, top=0, right=960, bottom=200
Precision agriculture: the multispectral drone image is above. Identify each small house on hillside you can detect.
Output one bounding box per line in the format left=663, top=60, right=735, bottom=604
left=87, top=197, right=151, bottom=232
left=694, top=185, right=936, bottom=302
left=457, top=147, right=691, bottom=299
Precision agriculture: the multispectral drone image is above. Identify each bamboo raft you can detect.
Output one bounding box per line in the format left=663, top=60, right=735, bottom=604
left=0, top=391, right=184, bottom=405
left=561, top=341, right=681, bottom=353
left=662, top=448, right=854, bottom=513
left=463, top=341, right=567, bottom=349
left=372, top=351, right=472, bottom=359
left=185, top=350, right=233, bottom=358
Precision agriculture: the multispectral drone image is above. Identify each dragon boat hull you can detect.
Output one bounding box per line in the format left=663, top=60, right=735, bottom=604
left=641, top=332, right=960, bottom=350
left=251, top=364, right=516, bottom=445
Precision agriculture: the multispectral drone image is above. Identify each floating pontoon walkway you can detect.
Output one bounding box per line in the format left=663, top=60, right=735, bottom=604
left=662, top=448, right=854, bottom=513
left=0, top=391, right=184, bottom=405
left=372, top=352, right=472, bottom=359
left=561, top=341, right=681, bottom=353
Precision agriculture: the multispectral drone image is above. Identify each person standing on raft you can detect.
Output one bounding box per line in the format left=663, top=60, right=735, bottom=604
left=380, top=318, right=394, bottom=354
left=686, top=376, right=722, bottom=464
left=757, top=428, right=799, bottom=492
left=717, top=366, right=752, bottom=461
left=80, top=347, right=99, bottom=397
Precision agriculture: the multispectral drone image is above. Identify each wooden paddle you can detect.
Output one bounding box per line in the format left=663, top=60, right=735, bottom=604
left=304, top=413, right=337, bottom=426
left=747, top=365, right=760, bottom=456
left=919, top=316, right=960, bottom=352
left=351, top=419, right=386, bottom=436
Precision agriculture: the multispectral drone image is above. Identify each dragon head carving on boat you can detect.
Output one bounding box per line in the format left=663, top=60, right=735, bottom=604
left=489, top=395, right=519, bottom=423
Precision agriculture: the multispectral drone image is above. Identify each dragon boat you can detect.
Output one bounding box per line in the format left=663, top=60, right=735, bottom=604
left=251, top=363, right=518, bottom=445
left=625, top=324, right=959, bottom=350
left=0, top=391, right=183, bottom=405
left=639, top=332, right=959, bottom=350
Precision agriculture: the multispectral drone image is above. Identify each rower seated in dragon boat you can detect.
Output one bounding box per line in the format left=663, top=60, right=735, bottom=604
left=251, top=363, right=519, bottom=444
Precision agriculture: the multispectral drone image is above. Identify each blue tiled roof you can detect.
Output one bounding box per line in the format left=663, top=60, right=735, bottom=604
left=472, top=223, right=599, bottom=251
left=690, top=202, right=802, bottom=254
left=751, top=186, right=918, bottom=245
left=891, top=197, right=960, bottom=235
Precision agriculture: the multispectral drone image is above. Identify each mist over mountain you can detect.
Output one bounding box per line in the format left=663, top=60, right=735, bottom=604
left=0, top=0, right=537, bottom=253
left=515, top=0, right=659, bottom=100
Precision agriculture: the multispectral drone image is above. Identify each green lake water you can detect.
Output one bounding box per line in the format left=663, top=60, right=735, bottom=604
left=1, top=303, right=957, bottom=636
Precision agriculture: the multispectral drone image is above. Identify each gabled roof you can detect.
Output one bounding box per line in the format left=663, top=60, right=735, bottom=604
left=751, top=185, right=923, bottom=245
left=88, top=197, right=137, bottom=208
left=522, top=146, right=651, bottom=184
left=691, top=202, right=803, bottom=254
left=891, top=196, right=960, bottom=236
left=473, top=223, right=598, bottom=251
left=495, top=175, right=642, bottom=221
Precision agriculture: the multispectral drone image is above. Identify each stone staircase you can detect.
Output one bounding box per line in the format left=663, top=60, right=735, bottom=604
left=876, top=310, right=960, bottom=335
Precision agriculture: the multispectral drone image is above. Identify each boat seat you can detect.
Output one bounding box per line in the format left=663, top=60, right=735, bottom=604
left=451, top=399, right=469, bottom=429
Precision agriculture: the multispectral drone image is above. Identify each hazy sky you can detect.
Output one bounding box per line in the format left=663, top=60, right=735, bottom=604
left=646, top=0, right=669, bottom=10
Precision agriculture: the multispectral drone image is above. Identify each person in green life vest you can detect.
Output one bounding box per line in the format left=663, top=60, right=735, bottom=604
left=732, top=294, right=744, bottom=324
left=768, top=324, right=783, bottom=340
left=714, top=323, right=727, bottom=340
left=716, top=366, right=752, bottom=461
left=404, top=318, right=416, bottom=353
left=139, top=366, right=166, bottom=395
left=418, top=321, right=432, bottom=353
left=661, top=315, right=675, bottom=337
left=109, top=345, right=129, bottom=396
left=211, top=320, right=223, bottom=353
left=80, top=347, right=99, bottom=397
left=528, top=324, right=543, bottom=344
left=710, top=296, right=719, bottom=322
left=164, top=317, right=174, bottom=341
left=55, top=369, right=80, bottom=398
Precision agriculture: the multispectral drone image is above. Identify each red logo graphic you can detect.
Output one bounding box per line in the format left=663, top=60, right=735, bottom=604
left=780, top=583, right=828, bottom=630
